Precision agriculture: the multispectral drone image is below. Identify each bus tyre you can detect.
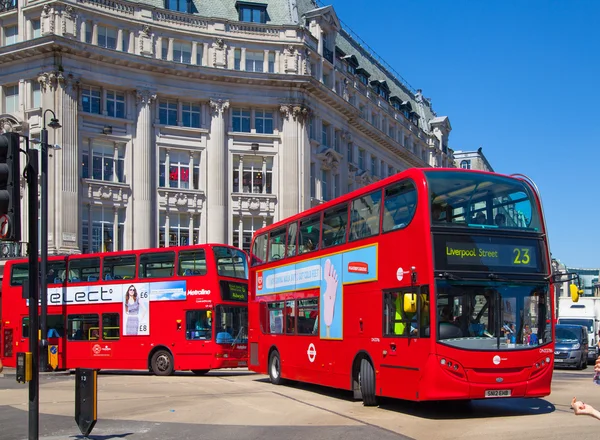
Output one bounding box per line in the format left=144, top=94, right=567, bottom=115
left=269, top=350, right=283, bottom=385
left=191, top=369, right=210, bottom=376
left=360, top=358, right=377, bottom=407
left=151, top=349, right=174, bottom=376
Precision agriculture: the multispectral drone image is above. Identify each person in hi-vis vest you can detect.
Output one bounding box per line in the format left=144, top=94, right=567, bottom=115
left=394, top=293, right=429, bottom=336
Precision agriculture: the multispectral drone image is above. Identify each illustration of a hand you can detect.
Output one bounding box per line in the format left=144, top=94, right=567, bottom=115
left=323, top=259, right=338, bottom=338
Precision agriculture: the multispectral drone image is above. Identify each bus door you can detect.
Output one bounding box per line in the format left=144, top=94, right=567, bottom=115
left=382, top=286, right=431, bottom=399
left=184, top=309, right=214, bottom=364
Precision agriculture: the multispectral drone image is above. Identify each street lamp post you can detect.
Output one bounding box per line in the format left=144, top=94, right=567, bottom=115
left=39, top=110, right=61, bottom=372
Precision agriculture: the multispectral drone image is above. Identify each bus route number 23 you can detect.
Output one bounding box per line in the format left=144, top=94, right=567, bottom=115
left=513, top=248, right=531, bottom=265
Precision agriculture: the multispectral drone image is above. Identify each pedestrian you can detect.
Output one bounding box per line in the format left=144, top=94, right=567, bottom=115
left=0, top=357, right=3, bottom=374
left=572, top=355, right=600, bottom=420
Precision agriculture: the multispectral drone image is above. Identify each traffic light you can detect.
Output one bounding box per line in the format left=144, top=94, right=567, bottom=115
left=0, top=132, right=21, bottom=241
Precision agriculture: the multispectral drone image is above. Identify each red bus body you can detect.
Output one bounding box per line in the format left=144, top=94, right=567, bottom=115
left=1, top=244, right=249, bottom=375
left=248, top=168, right=555, bottom=404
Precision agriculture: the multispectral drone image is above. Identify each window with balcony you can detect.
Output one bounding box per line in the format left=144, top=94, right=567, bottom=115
left=81, top=86, right=101, bottom=114
left=97, top=26, right=117, bottom=49
left=233, top=216, right=270, bottom=252
left=82, top=207, right=124, bottom=254
left=237, top=3, right=267, bottom=24
left=233, top=155, right=273, bottom=194
left=173, top=41, right=192, bottom=64
left=255, top=110, right=273, bottom=134
left=232, top=108, right=251, bottom=132
left=159, top=149, right=200, bottom=190
left=159, top=99, right=178, bottom=125
left=106, top=91, right=125, bottom=118
left=32, top=20, right=41, bottom=39
left=4, top=25, right=17, bottom=46
left=81, top=142, right=125, bottom=183
left=4, top=85, right=19, bottom=114
left=159, top=212, right=199, bottom=248
left=246, top=51, right=264, bottom=72
left=165, top=0, right=190, bottom=13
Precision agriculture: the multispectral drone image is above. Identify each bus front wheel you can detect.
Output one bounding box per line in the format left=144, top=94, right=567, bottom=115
left=269, top=350, right=283, bottom=385
left=151, top=349, right=174, bottom=376
left=360, top=358, right=377, bottom=406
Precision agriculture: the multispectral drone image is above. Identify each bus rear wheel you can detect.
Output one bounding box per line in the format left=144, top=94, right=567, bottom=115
left=151, top=349, right=174, bottom=376
left=191, top=369, right=210, bottom=376
left=359, top=358, right=377, bottom=406
left=269, top=350, right=283, bottom=385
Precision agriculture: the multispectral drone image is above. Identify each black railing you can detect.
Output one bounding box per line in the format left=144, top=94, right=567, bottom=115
left=0, top=0, right=18, bottom=13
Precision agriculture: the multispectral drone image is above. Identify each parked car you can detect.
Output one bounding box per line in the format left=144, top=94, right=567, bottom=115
left=554, top=324, right=589, bottom=369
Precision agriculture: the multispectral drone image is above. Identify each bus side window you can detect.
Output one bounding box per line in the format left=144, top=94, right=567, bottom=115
left=102, top=313, right=120, bottom=340
left=349, top=191, right=381, bottom=241
left=383, top=288, right=430, bottom=338
left=252, top=233, right=268, bottom=266
left=297, top=298, right=319, bottom=335
left=382, top=180, right=417, bottom=232
left=268, top=227, right=286, bottom=262
left=67, top=314, right=100, bottom=341
left=286, top=221, right=299, bottom=257
left=299, top=214, right=321, bottom=254
left=68, top=257, right=101, bottom=283
left=139, top=252, right=175, bottom=279
left=47, top=260, right=67, bottom=284
left=179, top=249, right=207, bottom=276
left=10, top=263, right=30, bottom=286
left=103, top=255, right=136, bottom=280
left=321, top=203, right=348, bottom=248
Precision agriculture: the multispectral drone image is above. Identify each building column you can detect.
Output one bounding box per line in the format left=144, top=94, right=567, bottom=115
left=164, top=212, right=170, bottom=247
left=279, top=104, right=308, bottom=219
left=55, top=74, right=80, bottom=253
left=132, top=90, right=156, bottom=249
left=113, top=207, right=119, bottom=251
left=206, top=98, right=229, bottom=243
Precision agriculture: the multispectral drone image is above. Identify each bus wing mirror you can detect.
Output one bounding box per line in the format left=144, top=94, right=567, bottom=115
left=403, top=293, right=417, bottom=314
left=570, top=284, right=582, bottom=302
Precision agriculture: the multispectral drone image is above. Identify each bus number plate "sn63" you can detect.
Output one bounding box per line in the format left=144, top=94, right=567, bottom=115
left=485, top=390, right=511, bottom=398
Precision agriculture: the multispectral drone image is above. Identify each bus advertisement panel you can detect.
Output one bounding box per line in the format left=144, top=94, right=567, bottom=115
left=248, top=168, right=555, bottom=406
left=0, top=244, right=248, bottom=376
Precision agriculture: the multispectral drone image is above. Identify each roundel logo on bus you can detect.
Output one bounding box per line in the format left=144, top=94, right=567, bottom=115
left=396, top=267, right=410, bottom=282
left=257, top=272, right=263, bottom=291
left=307, top=343, right=317, bottom=363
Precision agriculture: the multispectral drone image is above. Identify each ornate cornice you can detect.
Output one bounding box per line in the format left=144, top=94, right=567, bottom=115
left=279, top=104, right=310, bottom=122
left=209, top=98, right=230, bottom=116
left=136, top=89, right=156, bottom=105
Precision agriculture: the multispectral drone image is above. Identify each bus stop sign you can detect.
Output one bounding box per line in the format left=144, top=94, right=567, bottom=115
left=75, top=368, right=97, bottom=437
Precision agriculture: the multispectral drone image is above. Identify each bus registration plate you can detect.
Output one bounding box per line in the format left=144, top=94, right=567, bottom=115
left=485, top=390, right=511, bottom=398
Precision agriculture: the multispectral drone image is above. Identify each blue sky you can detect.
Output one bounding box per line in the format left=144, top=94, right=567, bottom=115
left=325, top=0, right=599, bottom=268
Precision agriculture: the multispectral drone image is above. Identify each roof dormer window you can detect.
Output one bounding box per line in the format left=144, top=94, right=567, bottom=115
left=236, top=1, right=268, bottom=24
left=165, top=0, right=191, bottom=13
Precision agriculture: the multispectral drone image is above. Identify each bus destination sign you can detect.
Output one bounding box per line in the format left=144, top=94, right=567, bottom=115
left=434, top=234, right=544, bottom=273
left=220, top=281, right=248, bottom=302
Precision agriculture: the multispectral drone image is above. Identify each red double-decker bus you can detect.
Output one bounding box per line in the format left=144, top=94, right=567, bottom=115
left=0, top=244, right=249, bottom=375
left=248, top=168, right=556, bottom=405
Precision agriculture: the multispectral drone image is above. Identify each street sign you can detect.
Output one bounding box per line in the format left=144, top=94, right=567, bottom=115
left=75, top=368, right=97, bottom=437
left=0, top=214, right=9, bottom=238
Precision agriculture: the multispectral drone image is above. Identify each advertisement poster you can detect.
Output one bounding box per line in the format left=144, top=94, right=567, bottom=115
left=122, top=283, right=150, bottom=336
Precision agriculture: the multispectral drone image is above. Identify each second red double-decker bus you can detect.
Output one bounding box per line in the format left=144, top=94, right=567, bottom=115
left=248, top=168, right=556, bottom=405
left=0, top=244, right=249, bottom=375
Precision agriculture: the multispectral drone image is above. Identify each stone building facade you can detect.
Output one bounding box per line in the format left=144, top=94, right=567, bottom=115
left=0, top=0, right=452, bottom=269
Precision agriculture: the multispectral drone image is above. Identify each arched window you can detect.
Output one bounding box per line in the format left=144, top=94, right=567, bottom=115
left=460, top=160, right=471, bottom=169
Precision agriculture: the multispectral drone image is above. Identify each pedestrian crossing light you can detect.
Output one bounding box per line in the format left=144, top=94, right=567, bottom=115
left=0, top=132, right=21, bottom=242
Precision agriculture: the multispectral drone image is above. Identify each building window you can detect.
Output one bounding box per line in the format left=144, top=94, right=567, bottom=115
left=159, top=149, right=199, bottom=190
left=232, top=108, right=251, bottom=132
left=255, top=110, right=273, bottom=134
left=321, top=170, right=329, bottom=201
left=233, top=216, right=270, bottom=252
left=371, top=156, right=377, bottom=177
left=32, top=20, right=41, bottom=39
left=165, top=0, right=189, bottom=13
left=246, top=51, right=264, bottom=72
left=182, top=102, right=201, bottom=128
left=106, top=91, right=125, bottom=118
left=173, top=41, right=192, bottom=64
left=321, top=122, right=329, bottom=147
left=82, top=142, right=125, bottom=183
left=32, top=82, right=41, bottom=108
left=159, top=99, right=178, bottom=125
left=82, top=207, right=124, bottom=254
left=388, top=166, right=394, bottom=177
left=358, top=148, right=365, bottom=170
left=233, top=155, right=273, bottom=194
left=159, top=212, right=197, bottom=248
left=81, top=86, right=101, bottom=114
left=97, top=26, right=117, bottom=49
left=4, top=25, right=17, bottom=46
left=268, top=52, right=275, bottom=73
left=234, top=48, right=241, bottom=70
left=310, top=163, right=315, bottom=198
left=196, top=44, right=204, bottom=66
left=460, top=160, right=471, bottom=170
left=4, top=85, right=18, bottom=114
left=347, top=142, right=353, bottom=163
left=85, top=20, right=92, bottom=44
left=238, top=4, right=267, bottom=24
